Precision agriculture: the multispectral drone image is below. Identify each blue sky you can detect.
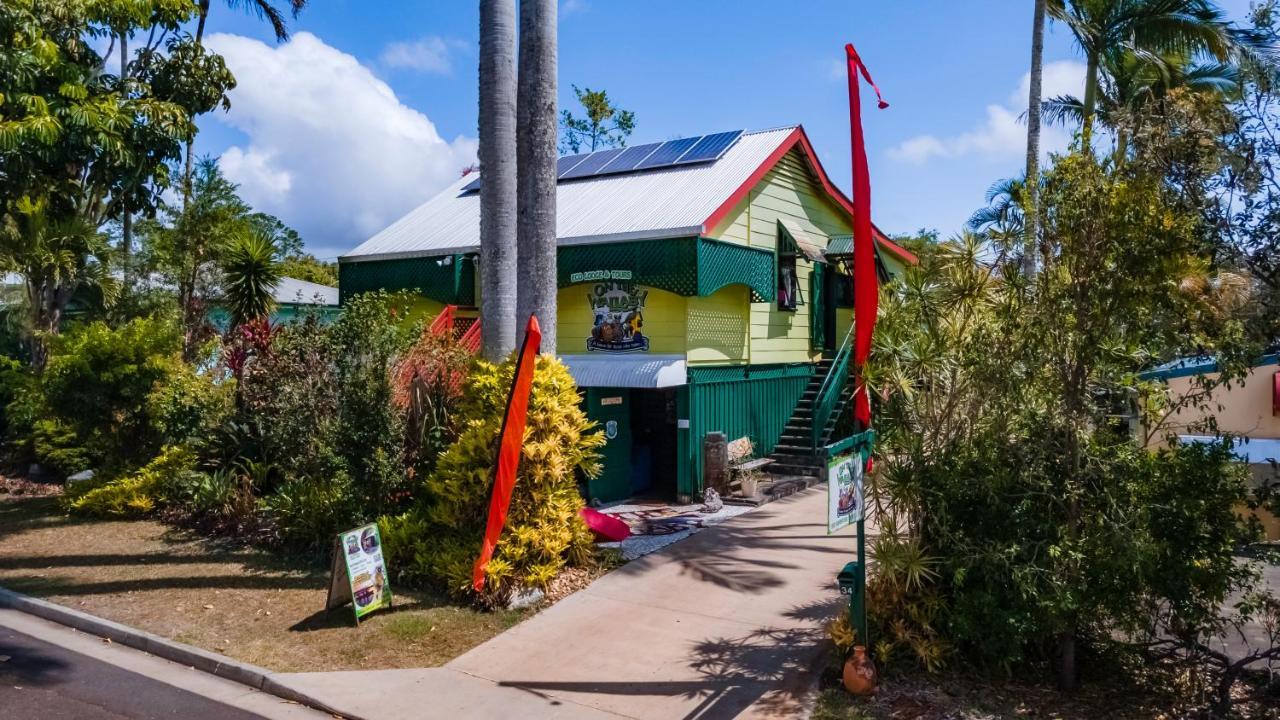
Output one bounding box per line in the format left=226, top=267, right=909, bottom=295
left=194, top=0, right=1256, bottom=259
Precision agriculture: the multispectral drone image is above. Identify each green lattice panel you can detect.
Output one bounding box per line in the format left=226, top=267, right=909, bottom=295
left=557, top=238, right=699, bottom=296
left=696, top=238, right=775, bottom=302
left=339, top=255, right=473, bottom=305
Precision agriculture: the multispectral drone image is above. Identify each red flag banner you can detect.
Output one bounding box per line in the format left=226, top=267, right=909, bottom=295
left=472, top=314, right=542, bottom=592
left=846, top=43, right=887, bottom=427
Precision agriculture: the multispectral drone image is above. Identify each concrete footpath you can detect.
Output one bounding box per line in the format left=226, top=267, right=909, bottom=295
left=275, top=486, right=857, bottom=720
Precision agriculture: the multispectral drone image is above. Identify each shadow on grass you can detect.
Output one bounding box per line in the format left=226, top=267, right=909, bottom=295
left=0, top=497, right=97, bottom=542
left=287, top=591, right=465, bottom=633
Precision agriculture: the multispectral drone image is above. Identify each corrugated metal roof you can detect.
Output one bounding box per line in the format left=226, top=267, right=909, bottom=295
left=274, top=276, right=339, bottom=306
left=341, top=128, right=796, bottom=262
left=561, top=354, right=687, bottom=388
left=778, top=218, right=826, bottom=263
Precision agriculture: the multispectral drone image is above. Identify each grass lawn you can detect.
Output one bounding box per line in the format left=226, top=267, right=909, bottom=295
left=0, top=495, right=533, bottom=672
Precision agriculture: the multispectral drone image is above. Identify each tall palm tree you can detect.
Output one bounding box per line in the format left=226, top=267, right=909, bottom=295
left=183, top=0, right=308, bottom=205
left=1025, top=0, right=1047, bottom=278
left=479, top=0, right=518, bottom=360
left=516, top=0, right=559, bottom=353
left=1047, top=0, right=1251, bottom=142
left=2, top=197, right=119, bottom=369
left=1042, top=49, right=1240, bottom=156
left=968, top=177, right=1028, bottom=245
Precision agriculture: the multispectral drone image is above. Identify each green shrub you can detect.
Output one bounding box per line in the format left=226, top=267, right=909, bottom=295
left=41, top=317, right=183, bottom=470
left=389, top=354, right=603, bottom=602
left=32, top=418, right=92, bottom=476
left=266, top=472, right=358, bottom=551
left=147, top=356, right=234, bottom=450
left=64, top=445, right=199, bottom=517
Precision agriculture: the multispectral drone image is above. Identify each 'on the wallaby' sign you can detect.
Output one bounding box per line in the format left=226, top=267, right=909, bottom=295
left=325, top=523, right=392, bottom=624
left=827, top=453, right=864, bottom=533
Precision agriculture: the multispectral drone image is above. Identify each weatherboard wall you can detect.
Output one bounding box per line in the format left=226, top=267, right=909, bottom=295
left=709, top=148, right=857, bottom=365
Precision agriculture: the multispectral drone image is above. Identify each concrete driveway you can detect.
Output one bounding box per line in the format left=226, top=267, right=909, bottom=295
left=276, top=486, right=858, bottom=719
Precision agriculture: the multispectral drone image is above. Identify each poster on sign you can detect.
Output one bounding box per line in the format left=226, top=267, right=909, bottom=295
left=827, top=453, right=864, bottom=533
left=325, top=523, right=392, bottom=624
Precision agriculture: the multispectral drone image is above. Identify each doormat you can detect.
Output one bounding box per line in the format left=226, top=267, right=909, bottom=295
left=601, top=502, right=753, bottom=536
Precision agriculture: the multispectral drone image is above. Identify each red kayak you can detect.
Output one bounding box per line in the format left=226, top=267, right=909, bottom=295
left=579, top=507, right=631, bottom=542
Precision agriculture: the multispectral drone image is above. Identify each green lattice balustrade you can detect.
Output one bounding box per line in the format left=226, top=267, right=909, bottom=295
left=557, top=237, right=775, bottom=301
left=339, top=254, right=476, bottom=305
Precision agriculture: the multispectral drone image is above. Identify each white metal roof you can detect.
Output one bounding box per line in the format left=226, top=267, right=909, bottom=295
left=341, top=128, right=796, bottom=262
left=274, top=276, right=339, bottom=306
left=560, top=354, right=687, bottom=388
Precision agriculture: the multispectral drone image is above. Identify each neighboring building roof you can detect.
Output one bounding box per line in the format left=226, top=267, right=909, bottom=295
left=1179, top=435, right=1280, bottom=465
left=341, top=126, right=916, bottom=265
left=1141, top=352, right=1280, bottom=381
left=274, top=276, right=339, bottom=306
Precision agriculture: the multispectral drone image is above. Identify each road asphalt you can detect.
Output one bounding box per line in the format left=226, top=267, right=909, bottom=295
left=0, top=609, right=325, bottom=720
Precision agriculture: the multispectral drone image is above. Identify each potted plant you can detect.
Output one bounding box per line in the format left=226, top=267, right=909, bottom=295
left=739, top=470, right=760, bottom=499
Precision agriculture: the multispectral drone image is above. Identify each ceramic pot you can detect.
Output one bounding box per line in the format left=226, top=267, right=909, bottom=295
left=842, top=645, right=877, bottom=696
left=739, top=474, right=759, bottom=498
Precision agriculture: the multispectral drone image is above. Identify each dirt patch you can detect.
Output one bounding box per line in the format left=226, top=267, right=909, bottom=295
left=0, top=474, right=63, bottom=497
left=0, top=497, right=532, bottom=672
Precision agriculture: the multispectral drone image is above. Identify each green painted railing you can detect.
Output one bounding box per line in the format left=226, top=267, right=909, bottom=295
left=811, top=326, right=854, bottom=451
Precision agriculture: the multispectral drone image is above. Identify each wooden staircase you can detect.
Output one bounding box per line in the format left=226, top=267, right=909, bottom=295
left=765, top=330, right=856, bottom=485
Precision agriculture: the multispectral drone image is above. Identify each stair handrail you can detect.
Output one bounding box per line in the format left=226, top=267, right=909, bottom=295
left=458, top=317, right=482, bottom=354
left=811, top=325, right=855, bottom=450
left=429, top=305, right=457, bottom=336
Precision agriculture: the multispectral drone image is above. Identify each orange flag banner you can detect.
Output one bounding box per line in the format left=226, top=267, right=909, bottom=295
left=472, top=314, right=542, bottom=592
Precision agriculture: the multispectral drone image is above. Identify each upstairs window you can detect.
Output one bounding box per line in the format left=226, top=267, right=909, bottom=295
left=778, top=252, right=798, bottom=311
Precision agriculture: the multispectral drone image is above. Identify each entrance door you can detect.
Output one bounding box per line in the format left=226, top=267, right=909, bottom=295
left=630, top=389, right=678, bottom=498
left=585, top=389, right=632, bottom=503
left=820, top=266, right=839, bottom=353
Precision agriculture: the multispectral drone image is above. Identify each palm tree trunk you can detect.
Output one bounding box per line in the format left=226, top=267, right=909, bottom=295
left=1023, top=0, right=1045, bottom=279
left=516, top=0, right=558, bottom=353
left=184, top=0, right=212, bottom=210
left=120, top=33, right=132, bottom=262
left=1081, top=49, right=1099, bottom=145
left=479, top=0, right=518, bottom=360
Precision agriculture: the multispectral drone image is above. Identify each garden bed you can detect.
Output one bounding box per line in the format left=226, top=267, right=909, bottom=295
left=0, top=493, right=554, bottom=672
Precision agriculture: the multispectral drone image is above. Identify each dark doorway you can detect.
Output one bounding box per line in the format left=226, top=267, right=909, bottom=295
left=630, top=388, right=678, bottom=499
left=822, top=266, right=843, bottom=353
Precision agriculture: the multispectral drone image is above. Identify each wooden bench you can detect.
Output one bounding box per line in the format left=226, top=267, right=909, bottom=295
left=727, top=437, right=774, bottom=474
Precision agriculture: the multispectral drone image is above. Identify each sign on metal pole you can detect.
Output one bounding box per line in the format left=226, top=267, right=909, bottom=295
left=827, top=451, right=865, bottom=534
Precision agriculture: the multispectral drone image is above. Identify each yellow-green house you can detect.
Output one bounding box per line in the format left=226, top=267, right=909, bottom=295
left=340, top=127, right=914, bottom=502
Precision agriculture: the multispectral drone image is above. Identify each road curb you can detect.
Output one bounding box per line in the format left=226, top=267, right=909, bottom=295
left=0, top=585, right=356, bottom=718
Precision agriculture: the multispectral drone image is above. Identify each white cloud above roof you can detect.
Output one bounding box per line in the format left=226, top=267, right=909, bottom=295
left=206, top=32, right=478, bottom=259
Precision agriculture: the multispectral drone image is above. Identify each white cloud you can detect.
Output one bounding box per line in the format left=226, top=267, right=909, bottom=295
left=561, top=0, right=589, bottom=16
left=379, top=36, right=468, bottom=75
left=888, top=60, right=1085, bottom=165
left=205, top=32, right=477, bottom=258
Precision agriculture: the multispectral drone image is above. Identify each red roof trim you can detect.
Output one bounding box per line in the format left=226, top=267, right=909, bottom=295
left=702, top=126, right=918, bottom=265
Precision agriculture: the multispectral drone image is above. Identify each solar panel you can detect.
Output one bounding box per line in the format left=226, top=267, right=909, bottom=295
left=461, top=130, right=744, bottom=192
left=674, top=130, right=743, bottom=165
left=559, top=147, right=625, bottom=179
left=595, top=142, right=661, bottom=175
left=557, top=153, right=590, bottom=177
left=635, top=137, right=700, bottom=170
